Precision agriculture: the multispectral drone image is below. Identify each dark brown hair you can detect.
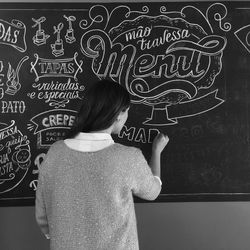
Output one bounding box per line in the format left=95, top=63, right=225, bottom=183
left=66, top=79, right=130, bottom=138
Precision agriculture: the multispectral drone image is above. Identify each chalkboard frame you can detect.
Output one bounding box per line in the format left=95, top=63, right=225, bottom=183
left=0, top=1, right=250, bottom=206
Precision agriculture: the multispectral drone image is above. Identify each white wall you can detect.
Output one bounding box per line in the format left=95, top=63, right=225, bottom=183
left=1, top=1, right=250, bottom=250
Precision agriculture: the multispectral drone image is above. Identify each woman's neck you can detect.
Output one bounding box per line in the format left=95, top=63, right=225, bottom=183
left=89, top=127, right=113, bottom=135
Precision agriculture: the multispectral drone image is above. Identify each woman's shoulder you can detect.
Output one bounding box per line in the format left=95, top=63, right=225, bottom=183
left=111, top=144, right=146, bottom=168
left=113, top=143, right=141, bottom=155
left=46, top=140, right=66, bottom=154
left=39, top=141, right=66, bottom=174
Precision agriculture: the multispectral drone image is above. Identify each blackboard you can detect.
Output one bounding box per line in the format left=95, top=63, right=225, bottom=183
left=0, top=1, right=250, bottom=206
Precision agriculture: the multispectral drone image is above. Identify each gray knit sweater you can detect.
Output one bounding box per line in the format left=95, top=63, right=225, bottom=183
left=36, top=140, right=161, bottom=250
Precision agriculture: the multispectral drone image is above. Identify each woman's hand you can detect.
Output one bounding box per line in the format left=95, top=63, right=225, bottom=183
left=152, top=133, right=169, bottom=154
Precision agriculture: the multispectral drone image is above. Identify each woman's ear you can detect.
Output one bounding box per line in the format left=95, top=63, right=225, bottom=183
left=112, top=108, right=129, bottom=134
left=116, top=108, right=127, bottom=121
left=116, top=114, right=122, bottom=122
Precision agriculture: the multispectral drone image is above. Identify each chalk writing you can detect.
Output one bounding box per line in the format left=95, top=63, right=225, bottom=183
left=29, top=153, right=46, bottom=191
left=29, top=53, right=84, bottom=107
left=28, top=109, right=77, bottom=147
left=30, top=53, right=83, bottom=81
left=80, top=3, right=230, bottom=125
left=0, top=120, right=30, bottom=194
left=118, top=125, right=160, bottom=143
left=1, top=101, right=26, bottom=114
left=28, top=78, right=84, bottom=108
left=0, top=19, right=27, bottom=52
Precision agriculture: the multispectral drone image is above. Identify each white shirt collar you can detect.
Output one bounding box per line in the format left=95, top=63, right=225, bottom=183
left=64, top=132, right=114, bottom=152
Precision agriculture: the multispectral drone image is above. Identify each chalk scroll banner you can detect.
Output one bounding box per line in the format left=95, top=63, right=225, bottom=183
left=0, top=2, right=249, bottom=206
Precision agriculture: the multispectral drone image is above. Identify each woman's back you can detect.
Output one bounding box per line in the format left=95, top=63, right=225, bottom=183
left=37, top=140, right=160, bottom=250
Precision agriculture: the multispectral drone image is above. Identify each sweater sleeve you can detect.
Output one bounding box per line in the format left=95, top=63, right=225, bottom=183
left=131, top=148, right=162, bottom=201
left=35, top=164, right=50, bottom=239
